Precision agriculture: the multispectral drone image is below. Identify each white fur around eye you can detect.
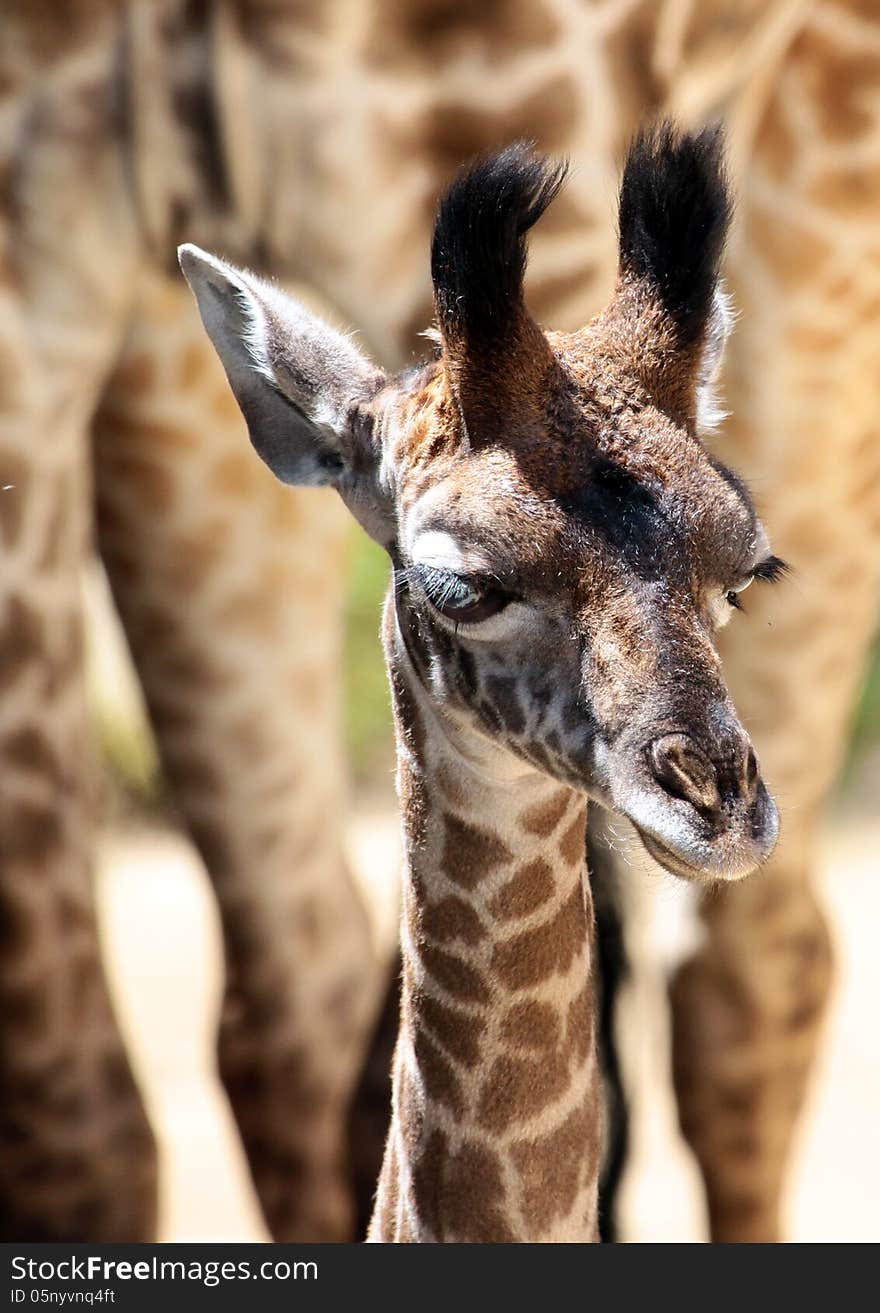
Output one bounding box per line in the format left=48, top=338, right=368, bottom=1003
left=711, top=576, right=753, bottom=629
left=712, top=595, right=734, bottom=629
left=408, top=530, right=529, bottom=640
left=410, top=530, right=492, bottom=576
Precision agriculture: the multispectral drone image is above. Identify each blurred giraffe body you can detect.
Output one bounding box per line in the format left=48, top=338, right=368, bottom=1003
left=0, top=2, right=380, bottom=1242
left=1, top=0, right=878, bottom=1240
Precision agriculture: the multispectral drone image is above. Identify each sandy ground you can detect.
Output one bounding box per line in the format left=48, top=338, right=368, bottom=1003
left=96, top=803, right=879, bottom=1244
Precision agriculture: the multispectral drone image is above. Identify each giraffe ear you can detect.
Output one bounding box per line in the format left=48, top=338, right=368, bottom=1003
left=178, top=244, right=385, bottom=487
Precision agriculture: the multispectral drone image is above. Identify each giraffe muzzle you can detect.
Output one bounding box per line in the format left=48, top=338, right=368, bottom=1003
left=607, top=729, right=779, bottom=884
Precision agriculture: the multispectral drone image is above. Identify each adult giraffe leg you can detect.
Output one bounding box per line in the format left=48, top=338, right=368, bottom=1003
left=669, top=7, right=880, bottom=1240
left=92, top=269, right=380, bottom=1241
left=0, top=63, right=157, bottom=1237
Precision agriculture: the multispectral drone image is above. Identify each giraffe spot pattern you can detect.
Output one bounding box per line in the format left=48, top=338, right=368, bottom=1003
left=0, top=598, right=45, bottom=695
left=420, top=992, right=485, bottom=1069
left=519, top=791, right=571, bottom=836
left=499, top=999, right=560, bottom=1052
left=112, top=351, right=156, bottom=395
left=440, top=813, right=512, bottom=889
left=3, top=726, right=60, bottom=781
left=1, top=802, right=63, bottom=871
left=410, top=73, right=581, bottom=180
left=475, top=1049, right=572, bottom=1135
left=565, top=980, right=594, bottom=1069
left=478, top=965, right=593, bottom=1133
left=411, top=1127, right=515, bottom=1243
left=558, top=809, right=586, bottom=865
left=101, top=452, right=176, bottom=515
left=510, top=1093, right=600, bottom=1235
left=414, top=1025, right=464, bottom=1116
left=490, top=882, right=585, bottom=991
left=475, top=698, right=504, bottom=734
left=362, top=0, right=561, bottom=70
left=435, top=762, right=466, bottom=806
left=422, top=894, right=486, bottom=946
left=418, top=941, right=491, bottom=1004
left=488, top=858, right=555, bottom=922
left=2, top=983, right=48, bottom=1035
left=485, top=674, right=527, bottom=734
left=794, top=27, right=880, bottom=142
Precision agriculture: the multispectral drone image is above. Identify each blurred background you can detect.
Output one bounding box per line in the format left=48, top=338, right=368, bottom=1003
left=3, top=0, right=879, bottom=1244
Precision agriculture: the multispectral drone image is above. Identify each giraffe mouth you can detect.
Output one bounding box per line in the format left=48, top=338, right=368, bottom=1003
left=635, top=828, right=715, bottom=882
left=604, top=732, right=779, bottom=884
left=633, top=824, right=765, bottom=884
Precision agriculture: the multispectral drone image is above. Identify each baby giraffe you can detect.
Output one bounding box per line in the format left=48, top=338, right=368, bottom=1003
left=180, top=125, right=782, bottom=1242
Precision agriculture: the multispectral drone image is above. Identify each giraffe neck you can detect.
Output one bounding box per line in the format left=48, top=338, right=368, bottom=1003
left=368, top=602, right=600, bottom=1242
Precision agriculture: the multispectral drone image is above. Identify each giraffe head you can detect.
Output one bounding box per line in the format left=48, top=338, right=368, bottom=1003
left=180, top=124, right=781, bottom=884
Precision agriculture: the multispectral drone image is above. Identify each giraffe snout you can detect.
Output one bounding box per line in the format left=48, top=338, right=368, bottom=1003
left=607, top=725, right=778, bottom=884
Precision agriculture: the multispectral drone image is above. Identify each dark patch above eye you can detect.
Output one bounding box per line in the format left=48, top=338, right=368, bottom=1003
left=562, top=457, right=661, bottom=514
left=589, top=459, right=654, bottom=500
left=557, top=457, right=667, bottom=577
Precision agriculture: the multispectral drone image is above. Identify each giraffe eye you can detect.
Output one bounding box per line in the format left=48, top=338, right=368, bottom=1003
left=414, top=565, right=509, bottom=624
left=726, top=576, right=754, bottom=610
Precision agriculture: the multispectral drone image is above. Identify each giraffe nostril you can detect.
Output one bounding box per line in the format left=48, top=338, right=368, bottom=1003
left=648, top=734, right=721, bottom=815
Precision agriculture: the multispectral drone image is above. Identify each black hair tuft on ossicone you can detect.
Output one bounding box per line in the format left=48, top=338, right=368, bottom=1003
left=618, top=122, right=732, bottom=347
left=431, top=142, right=568, bottom=346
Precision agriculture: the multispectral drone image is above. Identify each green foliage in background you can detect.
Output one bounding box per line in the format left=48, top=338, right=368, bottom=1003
left=342, top=529, right=394, bottom=779
left=843, top=647, right=880, bottom=777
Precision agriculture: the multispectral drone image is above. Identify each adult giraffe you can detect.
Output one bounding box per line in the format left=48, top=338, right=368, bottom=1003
left=0, top=2, right=379, bottom=1241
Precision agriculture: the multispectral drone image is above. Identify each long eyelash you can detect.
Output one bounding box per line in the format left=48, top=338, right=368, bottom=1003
left=408, top=563, right=478, bottom=611
left=427, top=567, right=470, bottom=609
left=753, top=554, right=790, bottom=583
